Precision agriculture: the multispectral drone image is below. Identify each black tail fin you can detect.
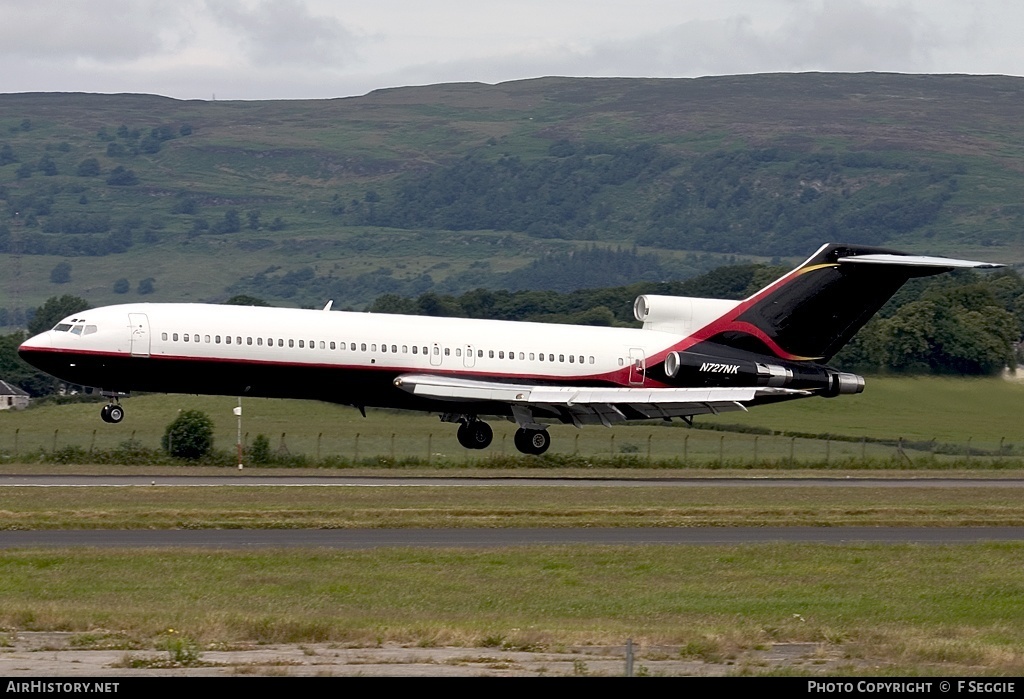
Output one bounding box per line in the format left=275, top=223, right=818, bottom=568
left=694, top=243, right=1001, bottom=362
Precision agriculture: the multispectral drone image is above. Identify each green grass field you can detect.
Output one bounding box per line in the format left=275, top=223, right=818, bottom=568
left=1, top=375, right=1021, bottom=466
left=2, top=374, right=1023, bottom=675
left=2, top=545, right=1023, bottom=675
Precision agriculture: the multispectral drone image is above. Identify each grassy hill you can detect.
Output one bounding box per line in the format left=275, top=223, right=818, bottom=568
left=2, top=73, right=1024, bottom=318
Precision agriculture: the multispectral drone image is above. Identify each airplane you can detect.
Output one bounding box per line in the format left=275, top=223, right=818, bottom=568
left=17, top=243, right=1001, bottom=455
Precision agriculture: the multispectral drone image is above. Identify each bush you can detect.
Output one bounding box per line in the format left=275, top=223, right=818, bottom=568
left=162, top=410, right=214, bottom=459
left=248, top=434, right=271, bottom=464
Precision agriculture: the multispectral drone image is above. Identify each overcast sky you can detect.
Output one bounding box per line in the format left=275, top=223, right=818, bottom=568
left=1, top=0, right=1021, bottom=100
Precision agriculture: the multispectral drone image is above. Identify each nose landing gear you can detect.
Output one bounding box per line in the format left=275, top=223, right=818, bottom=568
left=100, top=403, right=124, bottom=424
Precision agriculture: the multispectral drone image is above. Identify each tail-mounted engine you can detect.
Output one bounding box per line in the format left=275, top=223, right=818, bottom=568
left=662, top=351, right=863, bottom=397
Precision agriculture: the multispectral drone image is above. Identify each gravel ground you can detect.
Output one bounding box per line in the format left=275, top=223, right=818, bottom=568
left=0, top=632, right=859, bottom=677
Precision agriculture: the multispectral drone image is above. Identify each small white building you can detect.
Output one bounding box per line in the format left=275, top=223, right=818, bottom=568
left=0, top=381, right=30, bottom=410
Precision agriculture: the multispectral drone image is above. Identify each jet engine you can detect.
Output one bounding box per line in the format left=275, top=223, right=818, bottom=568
left=662, top=350, right=863, bottom=396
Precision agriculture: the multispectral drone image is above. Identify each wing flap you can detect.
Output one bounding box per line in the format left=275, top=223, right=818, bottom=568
left=393, top=373, right=807, bottom=422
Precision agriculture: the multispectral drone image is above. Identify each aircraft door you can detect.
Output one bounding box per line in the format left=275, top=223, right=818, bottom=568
left=464, top=344, right=475, bottom=368
left=628, top=347, right=646, bottom=385
left=128, top=313, right=151, bottom=357
left=429, top=342, right=443, bottom=367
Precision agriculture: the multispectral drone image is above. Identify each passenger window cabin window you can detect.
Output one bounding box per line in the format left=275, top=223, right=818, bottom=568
left=330, top=341, right=335, bottom=350
left=225, top=336, right=231, bottom=344
left=320, top=341, right=326, bottom=349
left=539, top=353, right=545, bottom=362
left=412, top=346, right=418, bottom=354
left=498, top=351, right=504, bottom=359
left=618, top=357, right=624, bottom=366
left=247, top=337, right=252, bottom=345
left=183, top=334, right=189, bottom=343
left=195, top=335, right=200, bottom=343
left=391, top=345, right=397, bottom=353
left=205, top=335, right=211, bottom=343
left=381, top=344, right=387, bottom=353
left=162, top=333, right=168, bottom=341
left=433, top=346, right=439, bottom=355
left=402, top=345, right=408, bottom=353
left=444, top=348, right=450, bottom=356
left=257, top=338, right=263, bottom=346
left=372, top=344, right=377, bottom=352
left=589, top=356, right=595, bottom=364
left=569, top=355, right=574, bottom=363
left=456, top=348, right=462, bottom=357
left=559, top=354, right=564, bottom=362
left=278, top=339, right=284, bottom=347
left=519, top=352, right=525, bottom=360
left=216, top=336, right=222, bottom=344
left=529, top=353, right=535, bottom=360
left=237, top=337, right=242, bottom=345
left=309, top=340, right=314, bottom=349
left=361, top=343, right=367, bottom=351
left=173, top=333, right=178, bottom=341
left=298, top=340, right=304, bottom=348
left=289, top=340, right=295, bottom=348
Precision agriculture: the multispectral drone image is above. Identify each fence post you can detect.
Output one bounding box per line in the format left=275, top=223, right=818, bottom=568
left=753, top=435, right=758, bottom=465
left=317, top=432, right=322, bottom=462
left=647, top=434, right=652, bottom=463
left=574, top=433, right=579, bottom=455
left=390, top=433, right=395, bottom=460
left=610, top=433, right=615, bottom=457
left=719, top=435, right=724, bottom=466
left=53, top=429, right=59, bottom=452
left=427, top=433, right=432, bottom=464
left=354, top=433, right=359, bottom=462
left=625, top=638, right=634, bottom=677
left=14, top=428, right=18, bottom=459
left=683, top=434, right=688, bottom=463
left=789, top=437, right=795, bottom=466
left=825, top=439, right=830, bottom=465
left=89, top=430, right=96, bottom=455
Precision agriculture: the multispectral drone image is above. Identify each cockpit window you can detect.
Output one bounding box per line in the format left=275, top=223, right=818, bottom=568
left=70, top=325, right=84, bottom=336
left=83, top=325, right=97, bottom=335
left=54, top=324, right=72, bottom=332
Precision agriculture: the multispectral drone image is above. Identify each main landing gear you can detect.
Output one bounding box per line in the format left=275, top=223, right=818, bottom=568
left=447, top=415, right=551, bottom=455
left=100, top=403, right=124, bottom=424
left=513, top=428, right=550, bottom=456
left=456, top=419, right=493, bottom=450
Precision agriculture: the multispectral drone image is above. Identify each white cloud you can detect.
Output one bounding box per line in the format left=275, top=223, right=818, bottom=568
left=0, top=0, right=197, bottom=63
left=206, top=0, right=359, bottom=68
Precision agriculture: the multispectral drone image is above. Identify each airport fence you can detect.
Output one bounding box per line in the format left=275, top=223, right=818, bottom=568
left=0, top=423, right=1020, bottom=469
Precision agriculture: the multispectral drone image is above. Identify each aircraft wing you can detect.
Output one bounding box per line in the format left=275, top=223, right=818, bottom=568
left=393, top=373, right=809, bottom=427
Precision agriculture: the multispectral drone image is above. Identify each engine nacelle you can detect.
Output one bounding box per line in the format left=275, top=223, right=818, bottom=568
left=663, top=351, right=864, bottom=396
left=634, top=295, right=739, bottom=335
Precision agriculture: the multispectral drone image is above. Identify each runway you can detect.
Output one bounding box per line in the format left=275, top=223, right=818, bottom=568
left=3, top=474, right=1022, bottom=548
left=2, top=475, right=1023, bottom=488
left=3, top=527, right=1024, bottom=548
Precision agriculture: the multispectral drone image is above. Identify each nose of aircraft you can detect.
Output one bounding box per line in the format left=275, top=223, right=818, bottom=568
left=18, top=332, right=51, bottom=364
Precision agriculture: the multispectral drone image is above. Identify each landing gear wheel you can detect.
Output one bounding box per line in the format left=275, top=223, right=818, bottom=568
left=514, top=428, right=550, bottom=455
left=457, top=420, right=493, bottom=450
left=100, top=404, right=124, bottom=424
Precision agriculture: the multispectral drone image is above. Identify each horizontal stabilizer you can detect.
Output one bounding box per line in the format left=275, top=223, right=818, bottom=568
left=837, top=254, right=1003, bottom=269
